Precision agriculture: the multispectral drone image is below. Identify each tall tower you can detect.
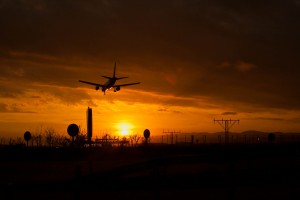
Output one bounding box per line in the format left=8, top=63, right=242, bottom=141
left=87, top=107, right=93, bottom=143
left=214, top=119, right=239, bottom=144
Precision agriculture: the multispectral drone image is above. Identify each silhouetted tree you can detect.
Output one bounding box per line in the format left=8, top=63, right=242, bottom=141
left=15, top=137, right=25, bottom=147
left=120, top=136, right=129, bottom=147
left=32, top=134, right=42, bottom=147
left=44, top=127, right=56, bottom=147
left=129, top=134, right=141, bottom=147
left=33, top=125, right=44, bottom=146
left=8, top=138, right=14, bottom=145
left=52, top=134, right=66, bottom=147
left=0, top=137, right=6, bottom=145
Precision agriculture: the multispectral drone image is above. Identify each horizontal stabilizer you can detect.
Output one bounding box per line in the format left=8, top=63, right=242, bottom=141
left=102, top=76, right=111, bottom=79
left=116, top=76, right=128, bottom=80
left=114, top=82, right=140, bottom=87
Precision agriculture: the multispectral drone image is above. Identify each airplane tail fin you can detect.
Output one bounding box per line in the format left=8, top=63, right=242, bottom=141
left=113, top=62, right=129, bottom=80
left=102, top=62, right=124, bottom=80
left=113, top=62, right=116, bottom=78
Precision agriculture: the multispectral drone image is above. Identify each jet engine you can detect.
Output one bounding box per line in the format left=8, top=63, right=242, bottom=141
left=114, top=86, right=121, bottom=92
left=95, top=86, right=99, bottom=90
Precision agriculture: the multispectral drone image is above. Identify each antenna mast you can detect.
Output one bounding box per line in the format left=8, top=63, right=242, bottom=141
left=214, top=119, right=239, bottom=144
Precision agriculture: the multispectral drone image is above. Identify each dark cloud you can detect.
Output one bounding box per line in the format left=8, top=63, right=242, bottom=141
left=0, top=103, right=8, bottom=112
left=258, top=117, right=285, bottom=121
left=45, top=87, right=96, bottom=106
left=243, top=117, right=285, bottom=121
left=222, top=112, right=237, bottom=115
left=0, top=0, right=300, bottom=112
left=0, top=81, right=26, bottom=98
left=1, top=0, right=298, bottom=59
left=158, top=108, right=168, bottom=112
left=0, top=102, right=36, bottom=113
left=157, top=107, right=183, bottom=114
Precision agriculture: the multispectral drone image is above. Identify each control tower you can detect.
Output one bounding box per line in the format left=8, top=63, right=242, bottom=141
left=87, top=107, right=93, bottom=144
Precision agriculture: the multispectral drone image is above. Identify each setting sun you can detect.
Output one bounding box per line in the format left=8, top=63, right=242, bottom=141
left=116, top=122, right=133, bottom=136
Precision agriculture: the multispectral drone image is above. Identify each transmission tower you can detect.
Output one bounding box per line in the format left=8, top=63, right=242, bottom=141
left=214, top=119, right=239, bottom=144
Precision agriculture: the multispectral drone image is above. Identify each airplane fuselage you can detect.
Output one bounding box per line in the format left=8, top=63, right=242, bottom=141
left=102, top=78, right=117, bottom=92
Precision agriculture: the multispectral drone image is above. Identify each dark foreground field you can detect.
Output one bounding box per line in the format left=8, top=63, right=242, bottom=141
left=1, top=144, right=300, bottom=200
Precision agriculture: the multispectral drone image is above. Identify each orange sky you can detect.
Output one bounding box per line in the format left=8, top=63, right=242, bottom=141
left=1, top=1, right=300, bottom=138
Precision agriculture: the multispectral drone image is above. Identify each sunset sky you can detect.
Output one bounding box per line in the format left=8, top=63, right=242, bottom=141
left=1, top=0, right=300, bottom=138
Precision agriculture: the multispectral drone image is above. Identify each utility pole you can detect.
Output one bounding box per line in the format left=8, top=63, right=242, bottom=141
left=214, top=119, right=239, bottom=144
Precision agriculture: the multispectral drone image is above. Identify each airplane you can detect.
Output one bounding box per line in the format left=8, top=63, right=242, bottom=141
left=79, top=63, right=140, bottom=95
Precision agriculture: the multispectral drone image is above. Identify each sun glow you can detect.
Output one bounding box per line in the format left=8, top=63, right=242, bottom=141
left=116, top=122, right=133, bottom=136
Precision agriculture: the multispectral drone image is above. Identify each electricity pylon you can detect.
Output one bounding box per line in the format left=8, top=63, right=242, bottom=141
left=214, top=119, right=239, bottom=144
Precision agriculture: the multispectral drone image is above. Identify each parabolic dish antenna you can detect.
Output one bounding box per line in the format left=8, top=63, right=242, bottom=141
left=24, top=131, right=31, bottom=141
left=67, top=124, right=79, bottom=137
left=144, top=129, right=150, bottom=139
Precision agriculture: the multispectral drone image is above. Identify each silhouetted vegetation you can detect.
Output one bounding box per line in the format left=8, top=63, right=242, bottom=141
left=1, top=131, right=300, bottom=199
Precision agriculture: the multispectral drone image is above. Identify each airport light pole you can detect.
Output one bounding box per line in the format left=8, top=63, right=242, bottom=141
left=162, top=129, right=181, bottom=144
left=214, top=119, right=239, bottom=144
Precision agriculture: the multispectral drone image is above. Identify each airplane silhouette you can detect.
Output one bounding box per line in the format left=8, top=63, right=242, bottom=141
left=79, top=63, right=140, bottom=95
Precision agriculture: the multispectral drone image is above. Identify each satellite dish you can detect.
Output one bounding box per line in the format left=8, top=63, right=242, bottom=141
left=24, top=131, right=31, bottom=147
left=24, top=131, right=31, bottom=141
left=67, top=124, right=79, bottom=137
left=144, top=129, right=150, bottom=139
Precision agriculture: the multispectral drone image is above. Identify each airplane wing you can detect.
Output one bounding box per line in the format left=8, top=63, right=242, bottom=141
left=114, top=82, right=140, bottom=87
left=79, top=80, right=105, bottom=87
